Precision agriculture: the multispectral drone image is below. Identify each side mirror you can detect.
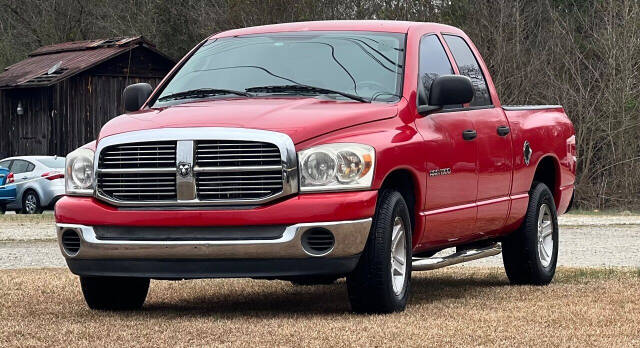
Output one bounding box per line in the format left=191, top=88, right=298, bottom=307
left=417, top=75, right=474, bottom=116
left=123, top=83, right=153, bottom=112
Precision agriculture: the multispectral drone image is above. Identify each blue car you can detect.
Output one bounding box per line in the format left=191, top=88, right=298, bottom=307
left=0, top=166, right=17, bottom=214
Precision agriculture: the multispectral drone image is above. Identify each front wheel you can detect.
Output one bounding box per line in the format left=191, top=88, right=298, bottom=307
left=80, top=276, right=150, bottom=310
left=502, top=182, right=559, bottom=285
left=347, top=189, right=412, bottom=313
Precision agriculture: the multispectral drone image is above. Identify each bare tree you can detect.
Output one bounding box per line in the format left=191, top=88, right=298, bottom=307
left=0, top=0, right=639, bottom=209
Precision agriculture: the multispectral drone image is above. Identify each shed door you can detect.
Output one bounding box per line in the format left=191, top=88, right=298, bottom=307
left=9, top=89, right=54, bottom=156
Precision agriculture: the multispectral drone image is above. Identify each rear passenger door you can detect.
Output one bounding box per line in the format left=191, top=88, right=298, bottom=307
left=414, top=34, right=478, bottom=247
left=442, top=34, right=513, bottom=236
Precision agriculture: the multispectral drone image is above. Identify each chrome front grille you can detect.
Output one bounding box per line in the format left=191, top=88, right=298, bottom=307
left=195, top=140, right=283, bottom=200
left=97, top=141, right=178, bottom=201
left=97, top=172, right=177, bottom=201
left=99, top=141, right=176, bottom=169
left=195, top=140, right=282, bottom=167
left=196, top=171, right=283, bottom=200
left=94, top=128, right=298, bottom=206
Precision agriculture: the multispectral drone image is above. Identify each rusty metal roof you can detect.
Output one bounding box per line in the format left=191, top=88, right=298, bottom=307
left=0, top=37, right=167, bottom=89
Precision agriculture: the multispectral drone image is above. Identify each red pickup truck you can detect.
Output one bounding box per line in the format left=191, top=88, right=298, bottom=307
left=56, top=21, right=576, bottom=313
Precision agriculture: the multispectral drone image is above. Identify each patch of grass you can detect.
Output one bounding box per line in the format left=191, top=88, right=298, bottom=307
left=554, top=267, right=640, bottom=283
left=0, top=267, right=639, bottom=346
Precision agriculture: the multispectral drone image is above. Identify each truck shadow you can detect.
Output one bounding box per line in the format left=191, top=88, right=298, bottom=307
left=141, top=272, right=509, bottom=317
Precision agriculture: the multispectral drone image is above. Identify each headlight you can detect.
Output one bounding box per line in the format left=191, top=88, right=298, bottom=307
left=65, top=147, right=95, bottom=196
left=298, top=143, right=375, bottom=192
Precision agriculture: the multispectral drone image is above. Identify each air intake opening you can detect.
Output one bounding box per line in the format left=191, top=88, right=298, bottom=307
left=301, top=228, right=335, bottom=256
left=61, top=229, right=81, bottom=256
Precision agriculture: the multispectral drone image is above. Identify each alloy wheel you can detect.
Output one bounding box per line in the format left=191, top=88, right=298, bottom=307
left=390, top=216, right=407, bottom=295
left=24, top=193, right=37, bottom=214
left=537, top=204, right=554, bottom=268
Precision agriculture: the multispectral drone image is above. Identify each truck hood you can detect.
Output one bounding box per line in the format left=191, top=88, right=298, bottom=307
left=99, top=97, right=398, bottom=144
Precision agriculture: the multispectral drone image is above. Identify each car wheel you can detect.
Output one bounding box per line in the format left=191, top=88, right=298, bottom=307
left=502, top=182, right=559, bottom=285
left=80, top=276, right=150, bottom=310
left=21, top=190, right=43, bottom=214
left=346, top=189, right=412, bottom=313
left=0, top=205, right=5, bottom=214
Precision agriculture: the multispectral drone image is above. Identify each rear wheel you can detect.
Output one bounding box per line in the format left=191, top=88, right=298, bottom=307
left=502, top=182, right=559, bottom=285
left=80, top=276, right=150, bottom=310
left=21, top=190, right=42, bottom=214
left=0, top=205, right=5, bottom=214
left=347, top=189, right=412, bottom=313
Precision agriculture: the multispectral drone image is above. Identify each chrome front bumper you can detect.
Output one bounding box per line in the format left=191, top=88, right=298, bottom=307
left=56, top=219, right=372, bottom=260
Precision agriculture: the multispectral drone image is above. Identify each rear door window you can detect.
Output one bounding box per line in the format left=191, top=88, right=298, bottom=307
left=10, top=160, right=30, bottom=174
left=442, top=35, right=492, bottom=107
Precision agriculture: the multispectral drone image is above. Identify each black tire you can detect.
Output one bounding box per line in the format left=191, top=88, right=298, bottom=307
left=0, top=205, right=5, bottom=214
left=502, top=182, right=559, bottom=285
left=80, top=276, right=150, bottom=310
left=289, top=275, right=340, bottom=286
left=346, top=189, right=412, bottom=313
left=21, top=190, right=43, bottom=214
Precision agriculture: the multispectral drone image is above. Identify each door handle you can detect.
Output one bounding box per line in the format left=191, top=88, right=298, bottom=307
left=497, top=125, right=510, bottom=136
left=462, top=129, right=477, bottom=141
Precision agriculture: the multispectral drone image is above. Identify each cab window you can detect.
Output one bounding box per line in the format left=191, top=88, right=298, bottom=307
left=418, top=35, right=456, bottom=107
left=442, top=34, right=492, bottom=106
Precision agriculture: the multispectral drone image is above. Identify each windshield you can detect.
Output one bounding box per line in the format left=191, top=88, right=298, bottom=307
left=37, top=157, right=65, bottom=168
left=152, top=31, right=405, bottom=106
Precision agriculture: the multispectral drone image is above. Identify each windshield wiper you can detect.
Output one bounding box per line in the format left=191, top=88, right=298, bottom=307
left=157, top=88, right=252, bottom=102
left=245, top=84, right=370, bottom=103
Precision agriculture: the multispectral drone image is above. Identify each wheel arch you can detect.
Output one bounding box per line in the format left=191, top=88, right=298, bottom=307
left=531, top=155, right=561, bottom=208
left=378, top=167, right=422, bottom=248
left=21, top=187, right=41, bottom=205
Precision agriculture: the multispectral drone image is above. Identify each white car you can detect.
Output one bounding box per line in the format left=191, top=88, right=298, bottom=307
left=0, top=156, right=65, bottom=214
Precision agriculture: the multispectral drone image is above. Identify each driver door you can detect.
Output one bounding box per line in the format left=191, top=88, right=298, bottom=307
left=414, top=34, right=478, bottom=247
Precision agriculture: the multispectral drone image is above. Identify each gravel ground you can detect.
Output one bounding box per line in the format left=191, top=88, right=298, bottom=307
left=457, top=223, right=640, bottom=267
left=0, top=214, right=639, bottom=269
left=0, top=241, right=66, bottom=269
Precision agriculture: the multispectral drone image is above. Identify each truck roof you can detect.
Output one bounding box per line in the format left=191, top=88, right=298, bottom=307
left=210, top=20, right=462, bottom=39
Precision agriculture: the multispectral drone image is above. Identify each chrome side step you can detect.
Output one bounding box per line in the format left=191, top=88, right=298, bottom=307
left=412, top=243, right=502, bottom=271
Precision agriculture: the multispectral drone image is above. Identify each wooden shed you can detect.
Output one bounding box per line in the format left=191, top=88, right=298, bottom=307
left=0, top=37, right=175, bottom=157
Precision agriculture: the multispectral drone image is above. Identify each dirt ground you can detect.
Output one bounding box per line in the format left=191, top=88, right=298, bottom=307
left=1, top=267, right=639, bottom=347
